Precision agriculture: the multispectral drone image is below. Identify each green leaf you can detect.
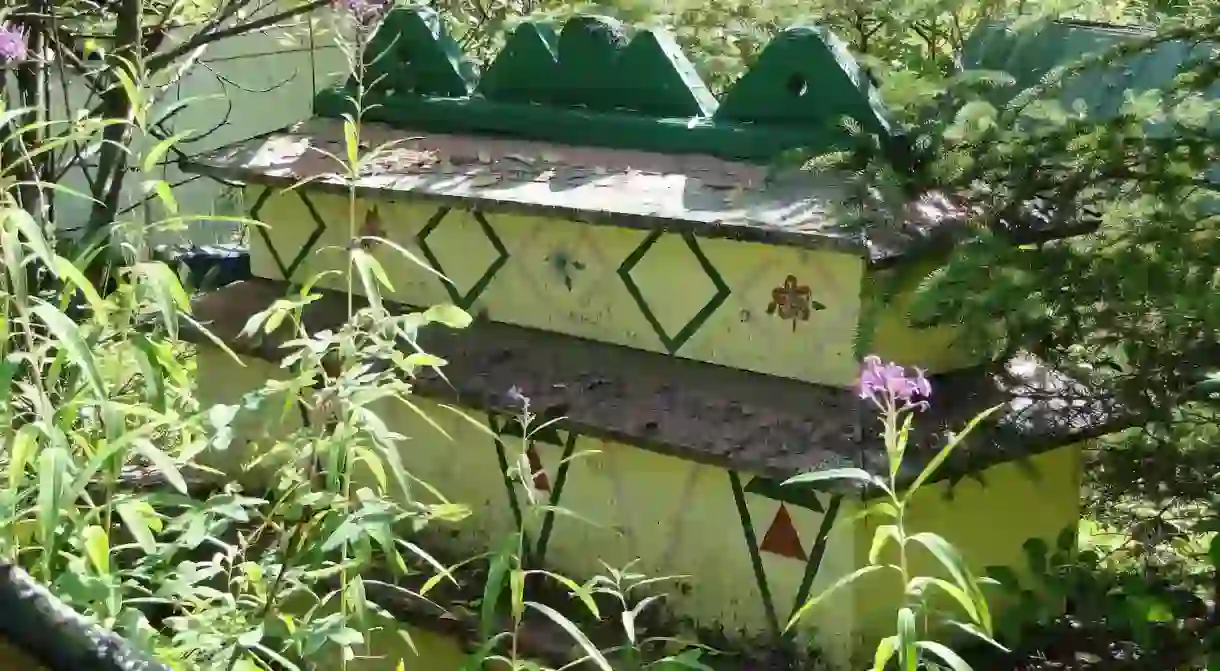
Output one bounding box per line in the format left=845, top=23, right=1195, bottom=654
left=238, top=625, right=264, bottom=648
left=479, top=541, right=512, bottom=642
left=786, top=564, right=889, bottom=631
left=909, top=532, right=991, bottom=631
left=945, top=620, right=1009, bottom=653
left=423, top=303, right=473, bottom=329
left=652, top=649, right=713, bottom=670
left=343, top=119, right=360, bottom=172
left=906, top=405, right=1002, bottom=497
left=526, top=601, right=613, bottom=671
left=81, top=525, right=110, bottom=574
left=134, top=262, right=192, bottom=338
left=1207, top=535, right=1220, bottom=570
left=32, top=302, right=104, bottom=397
left=328, top=627, right=364, bottom=647
left=532, top=570, right=600, bottom=618
left=134, top=440, right=189, bottom=494
left=916, top=641, right=974, bottom=671
left=510, top=569, right=526, bottom=620
left=148, top=180, right=179, bottom=215
left=909, top=577, right=978, bottom=623
left=53, top=255, right=107, bottom=318
left=398, top=540, right=459, bottom=590
left=130, top=335, right=168, bottom=412
left=37, top=447, right=70, bottom=555
left=403, top=352, right=447, bottom=368
left=0, top=355, right=15, bottom=410
left=142, top=131, right=193, bottom=174
left=351, top=248, right=390, bottom=312
left=897, top=608, right=917, bottom=671
left=253, top=643, right=300, bottom=671
left=6, top=207, right=54, bottom=269
left=8, top=424, right=37, bottom=489
left=872, top=636, right=898, bottom=671
left=783, top=467, right=883, bottom=489
left=870, top=524, right=900, bottom=564
left=116, top=501, right=159, bottom=555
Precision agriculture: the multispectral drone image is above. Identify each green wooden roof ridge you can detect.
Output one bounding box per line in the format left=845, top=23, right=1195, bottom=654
left=365, top=7, right=475, bottom=98
left=478, top=16, right=717, bottom=117
left=313, top=6, right=893, bottom=162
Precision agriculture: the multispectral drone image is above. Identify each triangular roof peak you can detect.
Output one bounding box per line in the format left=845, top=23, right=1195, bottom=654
left=314, top=7, right=893, bottom=163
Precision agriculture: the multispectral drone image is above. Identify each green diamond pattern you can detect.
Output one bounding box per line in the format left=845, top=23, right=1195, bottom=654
left=744, top=476, right=824, bottom=512
left=618, top=230, right=730, bottom=354
left=249, top=189, right=328, bottom=280
left=416, top=207, right=510, bottom=310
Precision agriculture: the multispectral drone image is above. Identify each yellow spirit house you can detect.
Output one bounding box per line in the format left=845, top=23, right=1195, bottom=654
left=182, top=9, right=1120, bottom=668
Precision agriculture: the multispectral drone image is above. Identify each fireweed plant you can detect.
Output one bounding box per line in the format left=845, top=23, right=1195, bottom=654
left=784, top=356, right=1006, bottom=670
left=471, top=387, right=712, bottom=671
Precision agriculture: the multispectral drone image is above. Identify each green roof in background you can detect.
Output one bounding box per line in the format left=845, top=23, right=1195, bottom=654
left=962, top=19, right=1218, bottom=118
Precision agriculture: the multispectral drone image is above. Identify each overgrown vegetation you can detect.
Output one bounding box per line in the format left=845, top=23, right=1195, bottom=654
left=1, top=0, right=1218, bottom=669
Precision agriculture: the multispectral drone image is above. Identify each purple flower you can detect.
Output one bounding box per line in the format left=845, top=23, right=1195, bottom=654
left=858, top=355, right=931, bottom=408
left=0, top=22, right=28, bottom=64
left=334, top=0, right=390, bottom=27
left=506, top=385, right=529, bottom=408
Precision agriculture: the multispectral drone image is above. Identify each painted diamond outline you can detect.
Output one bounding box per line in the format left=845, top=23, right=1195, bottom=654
left=617, top=230, right=731, bottom=354
left=249, top=189, right=328, bottom=281
left=416, top=207, right=509, bottom=310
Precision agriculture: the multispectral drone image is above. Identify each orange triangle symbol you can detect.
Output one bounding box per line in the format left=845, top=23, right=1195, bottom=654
left=759, top=505, right=806, bottom=561
left=526, top=445, right=550, bottom=491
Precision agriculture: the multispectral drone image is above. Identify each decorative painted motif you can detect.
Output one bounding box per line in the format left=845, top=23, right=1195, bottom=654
left=759, top=505, right=806, bottom=561
left=313, top=7, right=892, bottom=162
left=730, top=471, right=848, bottom=641
left=525, top=444, right=550, bottom=491
left=617, top=230, right=731, bottom=355
left=545, top=250, right=585, bottom=291
left=766, top=275, right=825, bottom=331
left=247, top=190, right=870, bottom=386
left=249, top=188, right=326, bottom=280
left=486, top=413, right=578, bottom=567
left=416, top=207, right=510, bottom=310
left=356, top=206, right=385, bottom=251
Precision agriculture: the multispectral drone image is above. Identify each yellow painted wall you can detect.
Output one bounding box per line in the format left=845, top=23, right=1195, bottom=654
left=246, top=188, right=867, bottom=387
left=318, top=622, right=471, bottom=671
left=195, top=349, right=858, bottom=667
left=856, top=258, right=986, bottom=373
left=193, top=348, right=1085, bottom=669
left=844, top=445, right=1084, bottom=663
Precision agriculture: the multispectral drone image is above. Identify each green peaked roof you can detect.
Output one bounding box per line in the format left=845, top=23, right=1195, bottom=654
left=716, top=25, right=889, bottom=137
left=314, top=7, right=895, bottom=162
left=365, top=7, right=475, bottom=98
left=477, top=16, right=717, bottom=117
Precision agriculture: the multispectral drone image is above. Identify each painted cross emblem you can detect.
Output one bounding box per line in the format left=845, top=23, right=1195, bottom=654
left=546, top=249, right=586, bottom=292
left=766, top=275, right=824, bottom=331
left=354, top=207, right=385, bottom=251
